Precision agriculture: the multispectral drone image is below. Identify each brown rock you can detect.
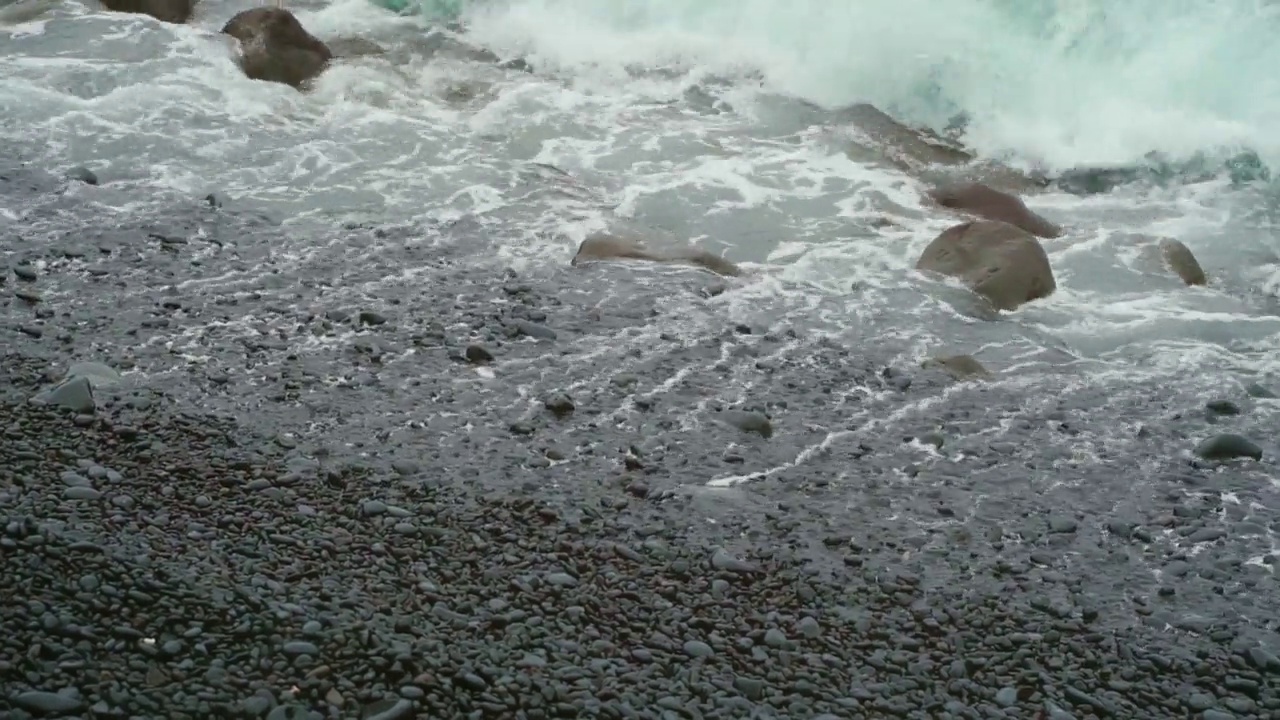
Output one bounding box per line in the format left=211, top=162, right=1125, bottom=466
left=929, top=182, right=1062, bottom=239
left=99, top=0, right=194, bottom=24
left=1158, top=238, right=1207, bottom=286
left=222, top=8, right=332, bottom=89
left=922, top=355, right=991, bottom=380
left=916, top=220, right=1056, bottom=312
left=572, top=233, right=740, bottom=277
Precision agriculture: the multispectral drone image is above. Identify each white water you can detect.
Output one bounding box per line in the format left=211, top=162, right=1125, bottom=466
left=458, top=0, right=1280, bottom=170
left=2, top=0, right=1279, bottom=464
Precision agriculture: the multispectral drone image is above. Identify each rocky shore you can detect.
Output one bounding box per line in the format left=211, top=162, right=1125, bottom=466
left=2, top=162, right=1278, bottom=720
left=3, top=348, right=1280, bottom=720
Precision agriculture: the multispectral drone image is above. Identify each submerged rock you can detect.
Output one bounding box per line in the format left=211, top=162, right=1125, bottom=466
left=929, top=182, right=1062, bottom=239
left=1195, top=434, right=1263, bottom=461
left=98, top=0, right=194, bottom=24
left=916, top=221, right=1056, bottom=312
left=922, top=354, right=991, bottom=380
left=64, top=166, right=99, bottom=186
left=222, top=8, right=333, bottom=89
left=572, top=232, right=741, bottom=277
left=1159, top=238, right=1207, bottom=286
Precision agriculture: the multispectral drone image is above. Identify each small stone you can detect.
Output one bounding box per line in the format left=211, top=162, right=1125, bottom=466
left=362, top=500, right=388, bottom=516
left=359, top=311, right=387, bottom=326
left=721, top=409, right=773, bottom=438
left=63, top=486, right=103, bottom=501
left=710, top=549, right=758, bottom=574
left=733, top=676, right=765, bottom=700
left=763, top=628, right=788, bottom=648
left=796, top=616, right=821, bottom=639
left=1195, top=434, right=1262, bottom=461
left=545, top=572, right=578, bottom=587
left=282, top=640, right=319, bottom=656
left=995, top=687, right=1018, bottom=707
left=683, top=640, right=714, bottom=658
left=14, top=265, right=37, bottom=282
left=361, top=698, right=414, bottom=720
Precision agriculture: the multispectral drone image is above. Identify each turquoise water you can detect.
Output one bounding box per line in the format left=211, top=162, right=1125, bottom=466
left=435, top=0, right=1280, bottom=171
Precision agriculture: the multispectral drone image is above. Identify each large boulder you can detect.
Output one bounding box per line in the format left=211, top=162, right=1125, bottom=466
left=572, top=233, right=741, bottom=277
left=929, top=182, right=1062, bottom=239
left=221, top=8, right=332, bottom=89
left=99, top=0, right=194, bottom=24
left=916, top=220, right=1056, bottom=312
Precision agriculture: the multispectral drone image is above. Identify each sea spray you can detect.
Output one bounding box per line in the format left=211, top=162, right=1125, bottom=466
left=367, top=0, right=467, bottom=19
left=458, top=0, right=1280, bottom=172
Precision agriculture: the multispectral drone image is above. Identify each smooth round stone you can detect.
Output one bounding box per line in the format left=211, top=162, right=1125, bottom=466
left=683, top=640, right=714, bottom=658
left=282, top=640, right=319, bottom=656
left=63, top=486, right=103, bottom=501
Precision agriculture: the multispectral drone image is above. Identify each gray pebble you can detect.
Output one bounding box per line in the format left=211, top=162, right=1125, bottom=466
left=63, top=486, right=103, bottom=501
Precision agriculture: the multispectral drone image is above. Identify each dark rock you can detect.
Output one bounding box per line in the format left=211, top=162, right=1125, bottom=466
left=13, top=264, right=37, bottom=282
left=464, top=344, right=494, bottom=364
left=222, top=8, right=333, bottom=89
left=544, top=393, right=574, bottom=416
left=358, top=311, right=388, bottom=326
left=1205, top=399, right=1241, bottom=416
left=64, top=166, right=99, bottom=185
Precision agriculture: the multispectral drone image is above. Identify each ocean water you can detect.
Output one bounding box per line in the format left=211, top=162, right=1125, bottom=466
left=2, top=0, right=1279, bottom=495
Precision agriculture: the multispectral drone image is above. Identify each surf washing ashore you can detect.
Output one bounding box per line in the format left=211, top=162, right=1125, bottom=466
left=2, top=1, right=1279, bottom=718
